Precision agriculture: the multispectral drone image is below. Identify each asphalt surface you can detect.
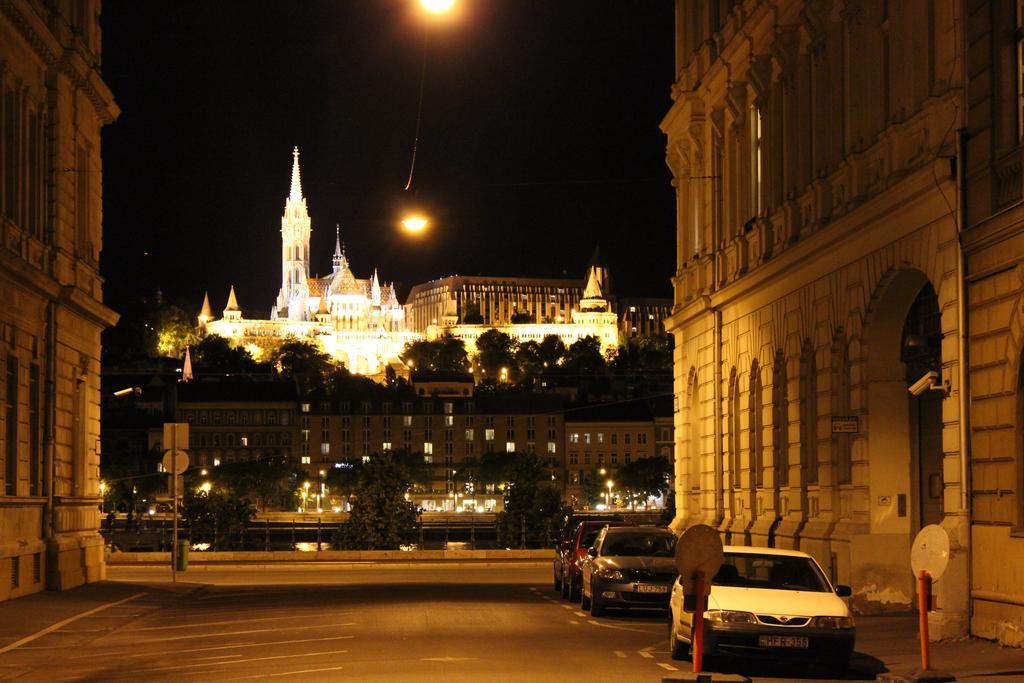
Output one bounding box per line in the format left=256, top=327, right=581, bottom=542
left=0, top=565, right=1019, bottom=682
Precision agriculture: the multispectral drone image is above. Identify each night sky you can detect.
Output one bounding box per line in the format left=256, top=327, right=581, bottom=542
left=100, top=1, right=676, bottom=316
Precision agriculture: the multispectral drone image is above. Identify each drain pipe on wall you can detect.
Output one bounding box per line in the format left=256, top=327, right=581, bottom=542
left=43, top=301, right=57, bottom=543
left=955, top=126, right=972, bottom=622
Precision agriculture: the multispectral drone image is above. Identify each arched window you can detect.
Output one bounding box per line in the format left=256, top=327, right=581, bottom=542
left=773, top=350, right=788, bottom=486
left=729, top=368, right=741, bottom=489
left=800, top=342, right=818, bottom=485
left=832, top=335, right=852, bottom=485
left=750, top=360, right=763, bottom=489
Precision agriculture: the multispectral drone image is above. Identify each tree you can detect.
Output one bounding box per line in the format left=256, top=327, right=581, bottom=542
left=182, top=488, right=256, bottom=550
left=192, top=334, right=257, bottom=374
left=617, top=456, right=673, bottom=509
left=514, top=340, right=544, bottom=388
left=538, top=335, right=566, bottom=368
left=563, top=336, right=605, bottom=375
left=332, top=453, right=419, bottom=550
left=510, top=310, right=533, bottom=324
left=463, top=300, right=484, bottom=324
left=152, top=304, right=201, bottom=359
left=611, top=334, right=673, bottom=373
left=208, top=457, right=304, bottom=512
left=475, top=329, right=516, bottom=379
left=272, top=338, right=335, bottom=382
left=494, top=452, right=561, bottom=548
left=400, top=336, right=470, bottom=373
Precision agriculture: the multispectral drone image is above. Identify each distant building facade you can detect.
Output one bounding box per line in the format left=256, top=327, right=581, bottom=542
left=0, top=0, right=119, bottom=600
left=664, top=0, right=969, bottom=637
left=200, top=150, right=622, bottom=376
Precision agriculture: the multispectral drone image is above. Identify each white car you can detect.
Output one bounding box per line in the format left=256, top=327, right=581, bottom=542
left=668, top=545, right=855, bottom=678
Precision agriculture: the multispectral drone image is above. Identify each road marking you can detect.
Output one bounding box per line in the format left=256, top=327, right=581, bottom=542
left=421, top=657, right=477, bottom=662
left=586, top=620, right=661, bottom=634
left=130, top=612, right=354, bottom=631
left=131, top=621, right=356, bottom=642
left=614, top=650, right=627, bottom=658
left=658, top=663, right=679, bottom=671
left=122, top=635, right=355, bottom=657
left=560, top=604, right=573, bottom=610
left=0, top=592, right=147, bottom=655
left=134, top=650, right=348, bottom=674
left=226, top=665, right=346, bottom=680
left=195, top=654, right=243, bottom=661
left=574, top=610, right=587, bottom=617
left=569, top=620, right=580, bottom=625
left=638, top=651, right=654, bottom=659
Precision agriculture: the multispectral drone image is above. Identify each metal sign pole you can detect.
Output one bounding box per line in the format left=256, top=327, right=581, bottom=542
left=692, top=570, right=706, bottom=673
left=171, top=431, right=178, bottom=584
left=918, top=569, right=931, bottom=671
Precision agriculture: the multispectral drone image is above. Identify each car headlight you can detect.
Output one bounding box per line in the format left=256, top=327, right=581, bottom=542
left=705, top=610, right=756, bottom=624
left=595, top=568, right=626, bottom=581
left=811, top=616, right=855, bottom=629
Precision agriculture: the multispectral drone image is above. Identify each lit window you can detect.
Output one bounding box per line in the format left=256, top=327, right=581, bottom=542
left=597, top=433, right=604, bottom=444
left=383, top=442, right=392, bottom=451
left=584, top=433, right=591, bottom=445
left=320, top=443, right=330, bottom=455
left=424, top=454, right=433, bottom=463
left=301, top=456, right=311, bottom=464
left=485, top=428, right=495, bottom=441
left=547, top=442, right=557, bottom=454
left=570, top=432, right=579, bottom=444
left=506, top=441, right=516, bottom=453
left=424, top=442, right=433, bottom=454
left=465, top=428, right=475, bottom=441
left=403, top=415, right=413, bottom=427
left=445, top=415, right=454, bottom=426
left=301, top=403, right=310, bottom=413
left=240, top=436, right=248, bottom=447
left=749, top=103, right=763, bottom=217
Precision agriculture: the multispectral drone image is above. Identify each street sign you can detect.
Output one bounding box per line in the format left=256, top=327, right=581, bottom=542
left=163, top=422, right=189, bottom=450
left=911, top=524, right=950, bottom=581
left=674, top=523, right=724, bottom=594
left=831, top=416, right=859, bottom=433
left=161, top=450, right=189, bottom=475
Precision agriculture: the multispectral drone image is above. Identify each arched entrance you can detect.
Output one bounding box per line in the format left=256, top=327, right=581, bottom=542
left=858, top=269, right=945, bottom=611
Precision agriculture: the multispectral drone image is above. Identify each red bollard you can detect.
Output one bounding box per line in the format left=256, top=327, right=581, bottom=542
left=918, top=569, right=931, bottom=671
left=693, top=570, right=706, bottom=673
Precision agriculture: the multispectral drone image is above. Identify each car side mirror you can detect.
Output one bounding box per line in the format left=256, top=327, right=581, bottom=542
left=835, top=584, right=852, bottom=597
left=587, top=546, right=598, bottom=558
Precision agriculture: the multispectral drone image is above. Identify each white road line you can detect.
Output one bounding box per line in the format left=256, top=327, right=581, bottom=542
left=195, top=654, right=243, bottom=661
left=573, top=611, right=587, bottom=617
left=568, top=620, right=580, bottom=625
left=560, top=604, right=573, bottom=610
left=226, top=665, right=346, bottom=680
left=123, top=635, right=355, bottom=657
left=638, top=651, right=654, bottom=659
left=614, top=650, right=627, bottom=658
left=134, top=649, right=348, bottom=674
left=130, top=612, right=355, bottom=631
left=128, top=621, right=356, bottom=642
left=586, top=620, right=661, bottom=634
left=0, top=592, right=147, bottom=655
left=657, top=663, right=678, bottom=671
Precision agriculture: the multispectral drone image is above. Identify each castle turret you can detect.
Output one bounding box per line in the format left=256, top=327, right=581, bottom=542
left=223, top=285, right=242, bottom=321
left=332, top=225, right=345, bottom=274
left=198, top=291, right=213, bottom=328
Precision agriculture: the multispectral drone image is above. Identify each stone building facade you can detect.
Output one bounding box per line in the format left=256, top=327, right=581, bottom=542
left=663, top=0, right=970, bottom=638
left=961, top=0, right=1024, bottom=647
left=0, top=0, right=119, bottom=600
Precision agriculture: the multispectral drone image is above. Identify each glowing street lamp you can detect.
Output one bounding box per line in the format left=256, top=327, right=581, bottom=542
left=401, top=214, right=429, bottom=235
left=606, top=479, right=614, bottom=508
left=419, top=0, right=455, bottom=14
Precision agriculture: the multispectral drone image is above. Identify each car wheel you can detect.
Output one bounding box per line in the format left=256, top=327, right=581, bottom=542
left=561, top=571, right=571, bottom=599
left=580, top=583, right=591, bottom=610
left=668, top=614, right=688, bottom=661
left=553, top=566, right=562, bottom=592
left=589, top=582, right=605, bottom=617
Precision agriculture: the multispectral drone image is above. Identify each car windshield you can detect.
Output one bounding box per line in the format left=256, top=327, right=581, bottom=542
left=713, top=553, right=830, bottom=592
left=601, top=533, right=675, bottom=557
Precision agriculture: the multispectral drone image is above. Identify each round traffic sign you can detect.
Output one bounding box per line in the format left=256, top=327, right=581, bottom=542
left=675, top=523, right=724, bottom=592
left=910, top=524, right=950, bottom=580
left=161, top=450, right=189, bottom=475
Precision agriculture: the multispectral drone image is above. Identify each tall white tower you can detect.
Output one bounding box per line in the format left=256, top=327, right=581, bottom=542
left=276, top=147, right=312, bottom=319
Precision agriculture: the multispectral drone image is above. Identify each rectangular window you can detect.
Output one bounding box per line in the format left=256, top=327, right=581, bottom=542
left=611, top=433, right=617, bottom=445
left=584, top=453, right=591, bottom=465
left=5, top=356, right=17, bottom=495
left=584, top=433, right=591, bottom=445
left=424, top=442, right=433, bottom=455
left=28, top=364, right=39, bottom=496
left=403, top=415, right=412, bottom=427
left=465, top=428, right=474, bottom=441
left=570, top=432, right=579, bottom=444
left=445, top=442, right=454, bottom=455
left=241, top=435, right=249, bottom=447
left=444, top=414, right=454, bottom=426
left=611, top=453, right=618, bottom=465
left=597, top=433, right=604, bottom=444
left=383, top=441, right=392, bottom=451
left=485, top=428, right=495, bottom=442
left=444, top=402, right=453, bottom=414
left=445, top=429, right=453, bottom=442
left=547, top=415, right=556, bottom=427
left=569, top=452, right=578, bottom=465
left=301, top=403, right=310, bottom=413
left=625, top=453, right=632, bottom=464
left=749, top=103, right=763, bottom=218
left=624, top=433, right=631, bottom=445
left=637, top=433, right=647, bottom=445
left=505, top=441, right=516, bottom=453
left=320, top=442, right=329, bottom=455
left=301, top=456, right=311, bottom=464
left=466, top=442, right=474, bottom=455
left=547, top=441, right=557, bottom=454
left=301, top=429, right=310, bottom=443
left=506, top=415, right=515, bottom=427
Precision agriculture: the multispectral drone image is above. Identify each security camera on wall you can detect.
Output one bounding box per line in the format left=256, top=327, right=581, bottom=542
left=908, top=370, right=946, bottom=397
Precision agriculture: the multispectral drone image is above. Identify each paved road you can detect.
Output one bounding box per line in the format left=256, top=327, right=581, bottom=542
left=0, top=564, right=999, bottom=682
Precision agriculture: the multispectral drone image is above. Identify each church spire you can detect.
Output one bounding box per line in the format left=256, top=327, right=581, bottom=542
left=371, top=268, right=381, bottom=305
left=333, top=224, right=344, bottom=274
left=198, top=291, right=213, bottom=325
left=223, top=285, right=242, bottom=320
left=289, top=146, right=303, bottom=201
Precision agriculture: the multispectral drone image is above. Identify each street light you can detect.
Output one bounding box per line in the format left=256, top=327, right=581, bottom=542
left=419, top=0, right=455, bottom=14
left=400, top=214, right=429, bottom=235
left=606, top=479, right=614, bottom=508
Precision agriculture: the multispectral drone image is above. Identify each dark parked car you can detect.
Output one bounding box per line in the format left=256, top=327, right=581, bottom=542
left=554, top=520, right=626, bottom=601
left=579, top=525, right=678, bottom=616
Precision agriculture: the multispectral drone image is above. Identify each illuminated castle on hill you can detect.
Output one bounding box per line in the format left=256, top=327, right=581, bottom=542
left=200, top=148, right=621, bottom=377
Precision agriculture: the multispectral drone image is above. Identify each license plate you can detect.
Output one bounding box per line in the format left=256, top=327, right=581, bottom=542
left=758, top=635, right=809, bottom=649
left=634, top=583, right=668, bottom=593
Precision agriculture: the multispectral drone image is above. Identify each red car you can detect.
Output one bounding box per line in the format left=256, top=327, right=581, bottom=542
left=554, top=520, right=625, bottom=601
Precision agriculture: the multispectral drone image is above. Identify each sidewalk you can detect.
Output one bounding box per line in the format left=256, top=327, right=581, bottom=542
left=857, top=615, right=1024, bottom=682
